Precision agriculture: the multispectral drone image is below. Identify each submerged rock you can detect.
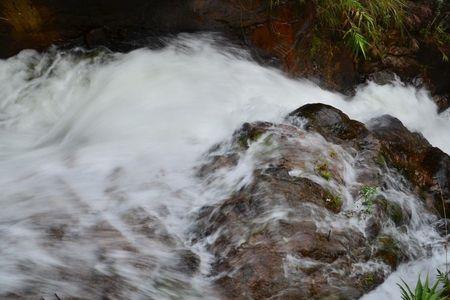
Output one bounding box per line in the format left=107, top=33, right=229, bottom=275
left=192, top=103, right=449, bottom=299
left=175, top=249, right=201, bottom=276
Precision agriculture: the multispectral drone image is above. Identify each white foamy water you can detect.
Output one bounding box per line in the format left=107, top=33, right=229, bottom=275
left=0, top=35, right=448, bottom=299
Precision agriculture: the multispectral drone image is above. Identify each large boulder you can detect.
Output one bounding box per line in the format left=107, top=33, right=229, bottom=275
left=192, top=103, right=448, bottom=299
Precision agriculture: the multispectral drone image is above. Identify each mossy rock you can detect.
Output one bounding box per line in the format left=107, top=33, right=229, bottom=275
left=374, top=196, right=407, bottom=226
left=361, top=272, right=376, bottom=289
left=374, top=234, right=406, bottom=269
left=236, top=122, right=270, bottom=149
left=375, top=153, right=387, bottom=167
left=323, top=191, right=343, bottom=213
left=359, top=271, right=384, bottom=291
left=316, top=161, right=333, bottom=181
left=385, top=201, right=405, bottom=226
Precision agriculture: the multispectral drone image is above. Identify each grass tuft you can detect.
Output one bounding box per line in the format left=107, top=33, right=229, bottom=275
left=398, top=272, right=447, bottom=300
left=318, top=0, right=406, bottom=58
left=360, top=185, right=378, bottom=212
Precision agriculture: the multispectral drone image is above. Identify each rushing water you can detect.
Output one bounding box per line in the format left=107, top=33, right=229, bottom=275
left=0, top=35, right=449, bottom=299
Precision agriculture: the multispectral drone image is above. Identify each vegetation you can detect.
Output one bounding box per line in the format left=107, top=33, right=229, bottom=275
left=362, top=272, right=377, bottom=288
left=438, top=270, right=450, bottom=298
left=315, top=160, right=332, bottom=181
left=360, top=185, right=378, bottom=212
left=423, top=0, right=450, bottom=61
left=329, top=150, right=338, bottom=159
left=397, top=177, right=450, bottom=299
left=376, top=153, right=387, bottom=167
left=270, top=0, right=449, bottom=60
left=270, top=0, right=405, bottom=59
left=398, top=272, right=449, bottom=300
left=324, top=190, right=343, bottom=212
left=313, top=0, right=406, bottom=58
left=433, top=24, right=450, bottom=62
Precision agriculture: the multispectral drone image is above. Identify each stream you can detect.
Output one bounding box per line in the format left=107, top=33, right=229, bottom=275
left=0, top=35, right=449, bottom=299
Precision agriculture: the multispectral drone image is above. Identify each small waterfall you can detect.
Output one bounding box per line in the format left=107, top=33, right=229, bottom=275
left=0, top=35, right=448, bottom=299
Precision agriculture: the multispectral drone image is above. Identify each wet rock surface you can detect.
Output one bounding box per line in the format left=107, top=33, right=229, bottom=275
left=369, top=115, right=450, bottom=217
left=288, top=103, right=370, bottom=144
left=1, top=204, right=205, bottom=299
left=192, top=103, right=448, bottom=299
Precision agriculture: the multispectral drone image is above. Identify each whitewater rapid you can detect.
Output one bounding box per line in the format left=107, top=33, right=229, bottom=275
left=0, top=35, right=448, bottom=299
